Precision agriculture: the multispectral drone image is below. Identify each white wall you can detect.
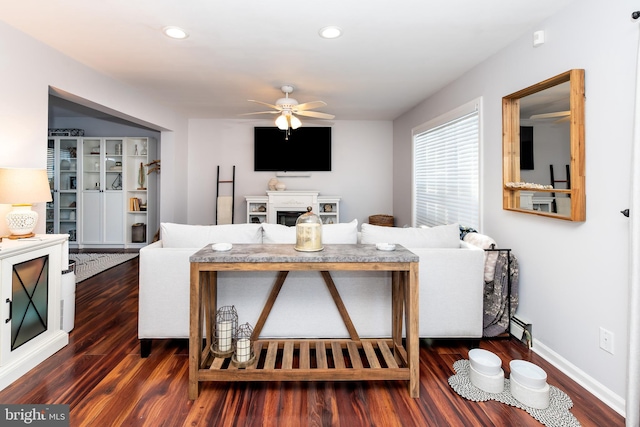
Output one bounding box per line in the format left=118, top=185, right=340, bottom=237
left=394, top=0, right=636, bottom=413
left=187, top=119, right=394, bottom=225
left=0, top=20, right=190, bottom=235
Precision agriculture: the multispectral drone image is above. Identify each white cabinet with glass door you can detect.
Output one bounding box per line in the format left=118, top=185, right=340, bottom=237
left=0, top=235, right=69, bottom=391
left=80, top=138, right=125, bottom=247
left=46, top=138, right=79, bottom=245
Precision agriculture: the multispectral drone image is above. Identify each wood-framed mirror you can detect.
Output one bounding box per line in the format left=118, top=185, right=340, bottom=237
left=503, top=69, right=585, bottom=221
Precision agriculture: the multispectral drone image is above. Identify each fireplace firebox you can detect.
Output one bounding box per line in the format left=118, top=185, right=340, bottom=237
left=277, top=210, right=304, bottom=226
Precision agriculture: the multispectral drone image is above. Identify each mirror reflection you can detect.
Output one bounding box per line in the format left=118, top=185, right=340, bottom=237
left=502, top=70, right=585, bottom=221
left=519, top=82, right=571, bottom=215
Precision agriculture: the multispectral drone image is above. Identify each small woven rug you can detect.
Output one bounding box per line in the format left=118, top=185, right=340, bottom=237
left=448, top=359, right=581, bottom=427
left=69, top=253, right=138, bottom=282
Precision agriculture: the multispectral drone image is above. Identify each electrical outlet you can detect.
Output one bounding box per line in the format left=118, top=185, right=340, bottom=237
left=599, top=327, right=614, bottom=354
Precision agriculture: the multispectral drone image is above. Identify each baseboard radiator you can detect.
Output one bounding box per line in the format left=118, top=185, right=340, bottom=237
left=510, top=316, right=532, bottom=348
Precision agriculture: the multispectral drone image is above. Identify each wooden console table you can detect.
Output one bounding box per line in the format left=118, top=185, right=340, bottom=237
left=189, top=243, right=419, bottom=400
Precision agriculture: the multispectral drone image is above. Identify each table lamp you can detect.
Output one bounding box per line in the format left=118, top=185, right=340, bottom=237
left=0, top=168, right=53, bottom=239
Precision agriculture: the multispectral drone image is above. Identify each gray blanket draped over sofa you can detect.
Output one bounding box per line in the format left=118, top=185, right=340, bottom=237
left=482, top=250, right=519, bottom=337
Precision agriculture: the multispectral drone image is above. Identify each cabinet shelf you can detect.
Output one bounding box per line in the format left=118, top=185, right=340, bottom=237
left=245, top=197, right=268, bottom=224
left=124, top=137, right=156, bottom=247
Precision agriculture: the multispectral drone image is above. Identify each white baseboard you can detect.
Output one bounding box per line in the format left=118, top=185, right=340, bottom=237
left=532, top=338, right=626, bottom=417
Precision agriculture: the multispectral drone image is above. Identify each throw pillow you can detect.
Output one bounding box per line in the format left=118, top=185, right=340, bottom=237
left=463, top=232, right=499, bottom=282
left=261, top=223, right=295, bottom=244
left=360, top=222, right=460, bottom=248
left=262, top=219, right=359, bottom=244
left=161, top=222, right=263, bottom=248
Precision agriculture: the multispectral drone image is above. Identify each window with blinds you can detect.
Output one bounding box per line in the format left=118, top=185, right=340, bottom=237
left=412, top=99, right=480, bottom=229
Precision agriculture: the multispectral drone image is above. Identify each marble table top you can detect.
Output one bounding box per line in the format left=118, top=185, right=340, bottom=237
left=189, top=243, right=419, bottom=264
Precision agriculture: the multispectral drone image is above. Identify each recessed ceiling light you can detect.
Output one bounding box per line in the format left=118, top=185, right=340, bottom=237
left=163, top=26, right=189, bottom=40
left=319, top=26, right=342, bottom=39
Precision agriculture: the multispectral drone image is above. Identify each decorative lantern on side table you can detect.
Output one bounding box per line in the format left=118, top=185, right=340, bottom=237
left=232, top=323, right=256, bottom=367
left=295, top=206, right=323, bottom=252
left=212, top=305, right=237, bottom=357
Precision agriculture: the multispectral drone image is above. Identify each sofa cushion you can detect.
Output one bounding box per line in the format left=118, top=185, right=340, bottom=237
left=360, top=222, right=460, bottom=248
left=262, top=219, right=359, bottom=244
left=160, top=222, right=263, bottom=248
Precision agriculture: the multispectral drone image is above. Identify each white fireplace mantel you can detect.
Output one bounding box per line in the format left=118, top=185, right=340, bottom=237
left=267, top=191, right=319, bottom=223
left=245, top=191, right=340, bottom=224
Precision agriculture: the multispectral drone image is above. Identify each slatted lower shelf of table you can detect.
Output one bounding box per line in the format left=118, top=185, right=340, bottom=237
left=197, top=339, right=411, bottom=383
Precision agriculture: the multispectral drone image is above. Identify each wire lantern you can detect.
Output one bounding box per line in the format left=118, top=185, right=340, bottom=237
left=211, top=305, right=237, bottom=357
left=232, top=322, right=255, bottom=367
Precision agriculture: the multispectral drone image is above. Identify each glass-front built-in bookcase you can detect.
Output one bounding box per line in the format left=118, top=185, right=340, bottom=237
left=46, top=138, right=79, bottom=245
left=81, top=138, right=125, bottom=246
left=47, top=134, right=157, bottom=248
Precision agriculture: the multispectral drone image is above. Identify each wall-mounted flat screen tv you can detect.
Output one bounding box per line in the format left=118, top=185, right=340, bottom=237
left=254, top=126, right=332, bottom=172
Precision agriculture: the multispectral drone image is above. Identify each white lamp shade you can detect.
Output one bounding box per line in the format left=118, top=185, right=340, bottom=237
left=275, top=114, right=289, bottom=130
left=290, top=115, right=302, bottom=129
left=0, top=168, right=52, bottom=205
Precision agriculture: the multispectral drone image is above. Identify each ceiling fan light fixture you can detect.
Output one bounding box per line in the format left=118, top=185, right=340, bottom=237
left=319, top=26, right=342, bottom=39
left=275, top=114, right=289, bottom=130
left=245, top=85, right=333, bottom=126
left=163, top=26, right=189, bottom=40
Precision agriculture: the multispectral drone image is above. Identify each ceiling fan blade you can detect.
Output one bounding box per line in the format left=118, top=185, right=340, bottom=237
left=295, top=101, right=327, bottom=111
left=248, top=99, right=282, bottom=110
left=554, top=116, right=571, bottom=123
left=295, top=110, right=335, bottom=119
left=529, top=110, right=570, bottom=120
left=239, top=111, right=279, bottom=116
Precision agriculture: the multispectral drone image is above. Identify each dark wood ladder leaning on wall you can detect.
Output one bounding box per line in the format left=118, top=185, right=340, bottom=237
left=215, top=165, right=235, bottom=224
left=549, top=164, right=570, bottom=214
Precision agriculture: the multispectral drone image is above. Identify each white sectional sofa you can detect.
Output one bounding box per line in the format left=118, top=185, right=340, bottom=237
left=138, top=221, right=485, bottom=356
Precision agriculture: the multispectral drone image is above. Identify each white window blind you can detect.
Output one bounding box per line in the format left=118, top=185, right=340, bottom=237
left=412, top=100, right=480, bottom=229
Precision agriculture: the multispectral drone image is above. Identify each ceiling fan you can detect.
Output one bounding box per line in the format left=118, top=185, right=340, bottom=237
left=529, top=110, right=571, bottom=122
left=243, top=85, right=335, bottom=134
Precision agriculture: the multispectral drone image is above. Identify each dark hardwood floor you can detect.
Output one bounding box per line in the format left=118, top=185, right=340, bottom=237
left=0, top=257, right=624, bottom=426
